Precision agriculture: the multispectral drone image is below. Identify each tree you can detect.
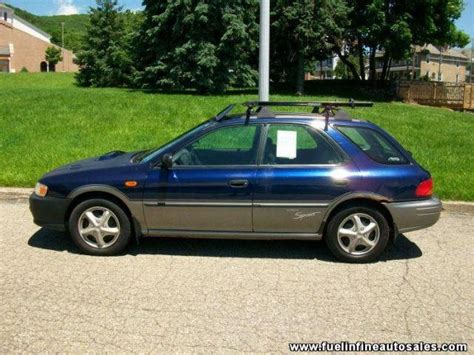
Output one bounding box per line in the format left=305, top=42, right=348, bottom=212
left=334, top=55, right=360, bottom=79
left=328, top=0, right=470, bottom=82
left=270, top=0, right=350, bottom=94
left=45, top=46, right=63, bottom=71
left=75, top=0, right=134, bottom=87
left=136, top=1, right=259, bottom=94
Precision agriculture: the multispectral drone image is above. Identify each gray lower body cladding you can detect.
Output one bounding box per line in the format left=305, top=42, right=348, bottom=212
left=146, top=229, right=322, bottom=240
left=31, top=190, right=442, bottom=240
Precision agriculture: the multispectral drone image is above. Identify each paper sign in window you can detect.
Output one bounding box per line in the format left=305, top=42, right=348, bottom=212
left=276, top=130, right=297, bottom=159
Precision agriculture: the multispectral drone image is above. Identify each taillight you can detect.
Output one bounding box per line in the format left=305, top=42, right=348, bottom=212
left=416, top=178, right=433, bottom=197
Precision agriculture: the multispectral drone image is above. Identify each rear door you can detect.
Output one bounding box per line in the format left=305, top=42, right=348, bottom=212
left=253, top=123, right=356, bottom=233
left=143, top=123, right=262, bottom=232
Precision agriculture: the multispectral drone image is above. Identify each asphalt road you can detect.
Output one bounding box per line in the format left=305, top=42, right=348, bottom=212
left=1, top=198, right=473, bottom=353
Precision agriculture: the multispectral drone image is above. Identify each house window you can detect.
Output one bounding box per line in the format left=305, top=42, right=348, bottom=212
left=456, top=74, right=459, bottom=82
left=431, top=72, right=436, bottom=80
left=426, top=54, right=430, bottom=63
left=3, top=11, right=7, bottom=21
left=438, top=72, right=443, bottom=81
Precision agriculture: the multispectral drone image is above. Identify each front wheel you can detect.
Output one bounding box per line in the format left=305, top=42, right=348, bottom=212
left=325, top=206, right=390, bottom=263
left=69, top=199, right=132, bottom=256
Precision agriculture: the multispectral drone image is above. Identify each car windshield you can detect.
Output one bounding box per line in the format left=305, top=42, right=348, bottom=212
left=136, top=120, right=213, bottom=163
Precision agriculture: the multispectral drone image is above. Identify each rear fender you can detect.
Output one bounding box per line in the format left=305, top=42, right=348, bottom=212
left=318, top=192, right=392, bottom=234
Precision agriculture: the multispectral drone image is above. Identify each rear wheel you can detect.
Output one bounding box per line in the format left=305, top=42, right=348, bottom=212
left=69, top=199, right=132, bottom=256
left=325, top=206, right=389, bottom=263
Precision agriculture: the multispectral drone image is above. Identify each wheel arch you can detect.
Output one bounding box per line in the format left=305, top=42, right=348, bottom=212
left=319, top=193, right=396, bottom=239
left=65, top=185, right=143, bottom=236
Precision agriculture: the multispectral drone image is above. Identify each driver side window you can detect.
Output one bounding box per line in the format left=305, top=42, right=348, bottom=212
left=173, top=125, right=261, bottom=166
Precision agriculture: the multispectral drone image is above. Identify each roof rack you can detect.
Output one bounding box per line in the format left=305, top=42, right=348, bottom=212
left=214, top=99, right=374, bottom=129
left=243, top=99, right=373, bottom=129
left=214, top=104, right=236, bottom=121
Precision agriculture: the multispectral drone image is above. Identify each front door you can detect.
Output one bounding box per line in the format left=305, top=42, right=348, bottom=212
left=143, top=123, right=262, bottom=233
left=253, top=124, right=357, bottom=233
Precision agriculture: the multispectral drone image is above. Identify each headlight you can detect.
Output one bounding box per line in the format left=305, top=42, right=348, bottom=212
left=34, top=182, right=48, bottom=197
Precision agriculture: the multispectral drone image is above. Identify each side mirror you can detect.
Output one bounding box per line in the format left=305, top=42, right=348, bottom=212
left=161, top=153, right=173, bottom=169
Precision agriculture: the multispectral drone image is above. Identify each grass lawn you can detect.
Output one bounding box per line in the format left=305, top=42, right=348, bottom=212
left=1, top=73, right=473, bottom=201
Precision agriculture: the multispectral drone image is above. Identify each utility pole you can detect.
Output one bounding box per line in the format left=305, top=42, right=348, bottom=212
left=470, top=37, right=473, bottom=84
left=258, top=0, right=270, bottom=102
left=61, top=22, right=65, bottom=72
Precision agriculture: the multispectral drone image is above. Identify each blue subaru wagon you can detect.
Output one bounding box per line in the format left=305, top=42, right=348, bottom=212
left=30, top=101, right=442, bottom=262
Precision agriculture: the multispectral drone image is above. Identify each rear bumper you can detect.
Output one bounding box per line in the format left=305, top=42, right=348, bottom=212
left=29, top=193, right=70, bottom=231
left=384, top=197, right=442, bottom=233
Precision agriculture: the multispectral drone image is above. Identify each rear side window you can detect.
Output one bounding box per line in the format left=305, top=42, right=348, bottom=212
left=262, top=124, right=342, bottom=165
left=337, top=126, right=408, bottom=164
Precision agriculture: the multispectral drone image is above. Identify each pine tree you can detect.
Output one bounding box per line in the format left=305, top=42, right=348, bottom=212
left=137, top=0, right=259, bottom=94
left=75, top=0, right=133, bottom=87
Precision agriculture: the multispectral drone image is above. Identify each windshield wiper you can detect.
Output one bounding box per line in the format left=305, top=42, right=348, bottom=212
left=132, top=149, right=151, bottom=163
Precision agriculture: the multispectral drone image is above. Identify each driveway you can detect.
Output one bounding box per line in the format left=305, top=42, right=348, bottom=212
left=1, top=197, right=473, bottom=353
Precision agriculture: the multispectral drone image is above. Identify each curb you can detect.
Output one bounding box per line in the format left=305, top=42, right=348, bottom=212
left=1, top=187, right=473, bottom=214
left=442, top=202, right=474, bottom=214
left=0, top=187, right=32, bottom=202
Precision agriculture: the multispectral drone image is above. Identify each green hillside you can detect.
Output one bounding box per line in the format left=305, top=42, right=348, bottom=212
left=5, top=3, right=88, bottom=52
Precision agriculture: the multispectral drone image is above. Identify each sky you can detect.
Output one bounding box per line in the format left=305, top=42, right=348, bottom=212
left=3, top=0, right=474, bottom=44
left=3, top=0, right=144, bottom=15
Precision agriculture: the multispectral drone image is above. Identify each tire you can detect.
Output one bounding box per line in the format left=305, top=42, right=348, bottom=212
left=325, top=206, right=390, bottom=263
left=69, top=198, right=132, bottom=256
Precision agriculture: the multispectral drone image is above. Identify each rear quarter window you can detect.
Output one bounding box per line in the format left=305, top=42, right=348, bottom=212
left=337, top=126, right=408, bottom=165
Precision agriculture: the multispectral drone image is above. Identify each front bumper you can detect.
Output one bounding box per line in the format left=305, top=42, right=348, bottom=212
left=384, top=197, right=442, bottom=233
left=29, top=193, right=70, bottom=231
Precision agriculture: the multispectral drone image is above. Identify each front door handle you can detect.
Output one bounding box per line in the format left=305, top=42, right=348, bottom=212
left=228, top=179, right=249, bottom=188
left=333, top=178, right=349, bottom=186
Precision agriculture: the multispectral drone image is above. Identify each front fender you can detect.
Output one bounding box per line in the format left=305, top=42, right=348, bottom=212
left=67, top=184, right=146, bottom=236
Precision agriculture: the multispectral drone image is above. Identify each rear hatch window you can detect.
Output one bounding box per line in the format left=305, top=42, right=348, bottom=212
left=337, top=126, right=408, bottom=165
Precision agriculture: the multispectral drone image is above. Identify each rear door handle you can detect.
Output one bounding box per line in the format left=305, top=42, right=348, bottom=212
left=228, top=179, right=249, bottom=188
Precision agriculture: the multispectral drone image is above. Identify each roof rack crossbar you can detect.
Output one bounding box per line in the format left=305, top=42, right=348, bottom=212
left=243, top=100, right=373, bottom=110
left=245, top=101, right=322, bottom=108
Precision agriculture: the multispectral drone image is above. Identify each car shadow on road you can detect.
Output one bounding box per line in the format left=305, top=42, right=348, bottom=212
left=28, top=228, right=422, bottom=262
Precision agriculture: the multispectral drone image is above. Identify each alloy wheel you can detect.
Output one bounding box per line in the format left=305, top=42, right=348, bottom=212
left=77, top=207, right=121, bottom=249
left=337, top=213, right=380, bottom=255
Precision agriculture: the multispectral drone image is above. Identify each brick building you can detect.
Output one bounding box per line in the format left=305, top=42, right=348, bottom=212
left=0, top=3, right=77, bottom=73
